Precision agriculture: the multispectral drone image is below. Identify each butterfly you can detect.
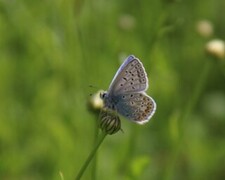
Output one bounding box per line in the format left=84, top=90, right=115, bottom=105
left=100, top=55, right=156, bottom=124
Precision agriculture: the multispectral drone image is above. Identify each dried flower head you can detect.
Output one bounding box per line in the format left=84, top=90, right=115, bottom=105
left=100, top=110, right=121, bottom=135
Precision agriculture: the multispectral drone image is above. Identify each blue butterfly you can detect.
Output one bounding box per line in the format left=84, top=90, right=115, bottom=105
left=100, top=55, right=156, bottom=124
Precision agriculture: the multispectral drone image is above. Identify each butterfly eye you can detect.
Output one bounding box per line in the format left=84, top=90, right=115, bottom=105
left=100, top=92, right=107, bottom=99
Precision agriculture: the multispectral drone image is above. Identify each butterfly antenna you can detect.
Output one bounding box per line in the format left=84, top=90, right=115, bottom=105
left=88, top=84, right=100, bottom=96
left=120, top=128, right=124, bottom=133
left=89, top=85, right=99, bottom=89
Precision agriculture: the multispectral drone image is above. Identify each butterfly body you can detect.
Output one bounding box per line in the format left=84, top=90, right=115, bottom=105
left=101, top=55, right=156, bottom=124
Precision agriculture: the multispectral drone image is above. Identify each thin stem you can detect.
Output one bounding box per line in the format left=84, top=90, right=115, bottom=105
left=91, top=119, right=100, bottom=180
left=75, top=132, right=107, bottom=180
left=180, top=59, right=211, bottom=127
left=59, top=171, right=64, bottom=180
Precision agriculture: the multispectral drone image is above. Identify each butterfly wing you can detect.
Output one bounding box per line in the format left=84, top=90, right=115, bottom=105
left=105, top=55, right=156, bottom=123
left=108, top=55, right=148, bottom=96
left=115, top=92, right=156, bottom=124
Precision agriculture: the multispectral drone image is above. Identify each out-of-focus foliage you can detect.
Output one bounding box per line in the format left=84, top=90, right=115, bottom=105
left=0, top=0, right=225, bottom=179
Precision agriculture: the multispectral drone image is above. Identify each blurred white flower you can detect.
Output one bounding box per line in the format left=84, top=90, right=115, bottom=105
left=206, top=39, right=225, bottom=59
left=89, top=90, right=104, bottom=110
left=196, top=20, right=214, bottom=38
left=118, top=14, right=136, bottom=31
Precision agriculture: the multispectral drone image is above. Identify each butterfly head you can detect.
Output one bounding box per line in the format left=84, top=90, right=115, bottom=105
left=100, top=91, right=108, bottom=108
left=100, top=91, right=116, bottom=110
left=100, top=91, right=108, bottom=100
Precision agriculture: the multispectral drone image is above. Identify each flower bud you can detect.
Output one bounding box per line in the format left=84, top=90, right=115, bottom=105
left=100, top=110, right=121, bottom=135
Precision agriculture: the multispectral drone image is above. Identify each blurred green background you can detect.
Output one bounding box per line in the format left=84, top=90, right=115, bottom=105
left=1, top=0, right=225, bottom=179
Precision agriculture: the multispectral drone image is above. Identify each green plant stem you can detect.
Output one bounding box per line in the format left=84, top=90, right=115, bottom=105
left=75, top=132, right=107, bottom=180
left=180, top=60, right=212, bottom=128
left=91, top=119, right=100, bottom=180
